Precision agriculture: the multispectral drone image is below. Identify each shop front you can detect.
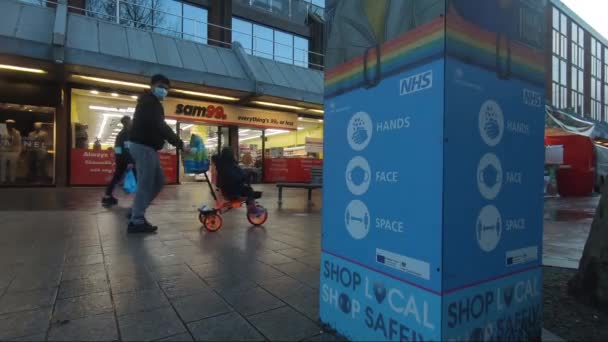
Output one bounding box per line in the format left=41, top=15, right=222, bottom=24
left=67, top=89, right=314, bottom=186
left=161, top=97, right=321, bottom=184
left=69, top=89, right=179, bottom=186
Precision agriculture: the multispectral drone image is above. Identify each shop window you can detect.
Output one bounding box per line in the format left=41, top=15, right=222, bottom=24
left=238, top=128, right=264, bottom=184
left=69, top=89, right=178, bottom=185
left=0, top=103, right=55, bottom=186
left=260, top=118, right=324, bottom=183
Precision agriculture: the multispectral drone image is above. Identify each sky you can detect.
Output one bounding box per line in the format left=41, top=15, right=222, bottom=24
left=560, top=0, right=608, bottom=39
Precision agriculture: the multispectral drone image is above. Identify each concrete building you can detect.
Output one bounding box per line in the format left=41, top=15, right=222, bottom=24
left=548, top=0, right=608, bottom=121
left=0, top=0, right=325, bottom=187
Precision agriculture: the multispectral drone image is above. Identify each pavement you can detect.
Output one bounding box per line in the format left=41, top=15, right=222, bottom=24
left=543, top=195, right=598, bottom=269
left=0, top=184, right=590, bottom=341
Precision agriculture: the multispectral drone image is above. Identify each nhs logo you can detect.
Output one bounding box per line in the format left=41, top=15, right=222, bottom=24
left=400, top=70, right=433, bottom=96
left=523, top=89, right=542, bottom=107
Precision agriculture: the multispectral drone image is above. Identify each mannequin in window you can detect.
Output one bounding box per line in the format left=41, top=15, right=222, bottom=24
left=27, top=122, right=49, bottom=183
left=0, top=119, right=22, bottom=184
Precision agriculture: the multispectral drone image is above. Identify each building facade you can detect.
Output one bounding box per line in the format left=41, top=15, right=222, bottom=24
left=548, top=0, right=608, bottom=121
left=0, top=0, right=325, bottom=187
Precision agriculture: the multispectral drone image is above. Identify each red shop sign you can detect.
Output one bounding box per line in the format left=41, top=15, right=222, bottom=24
left=70, top=149, right=177, bottom=185
left=263, top=158, right=323, bottom=183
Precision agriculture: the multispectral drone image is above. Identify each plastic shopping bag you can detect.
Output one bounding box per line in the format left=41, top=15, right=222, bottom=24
left=123, top=169, right=137, bottom=194
left=183, top=134, right=210, bottom=174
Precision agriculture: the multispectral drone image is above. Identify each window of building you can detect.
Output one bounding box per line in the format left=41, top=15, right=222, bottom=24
left=571, top=22, right=585, bottom=115
left=310, top=0, right=325, bottom=8
left=183, top=3, right=208, bottom=44
left=552, top=8, right=568, bottom=110
left=88, top=0, right=208, bottom=44
left=604, top=47, right=608, bottom=121
left=232, top=17, right=310, bottom=67
left=591, top=38, right=603, bottom=120
left=253, top=24, right=274, bottom=59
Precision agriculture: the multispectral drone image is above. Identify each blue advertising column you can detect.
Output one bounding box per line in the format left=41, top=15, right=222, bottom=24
left=320, top=1, right=547, bottom=340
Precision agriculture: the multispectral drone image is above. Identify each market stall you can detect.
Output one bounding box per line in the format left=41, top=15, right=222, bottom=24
left=545, top=105, right=608, bottom=196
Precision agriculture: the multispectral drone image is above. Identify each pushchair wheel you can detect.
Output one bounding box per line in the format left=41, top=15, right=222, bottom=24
left=247, top=205, right=268, bottom=226
left=201, top=213, right=223, bottom=232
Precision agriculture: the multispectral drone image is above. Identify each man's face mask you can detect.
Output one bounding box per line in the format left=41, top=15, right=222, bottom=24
left=153, top=86, right=168, bottom=100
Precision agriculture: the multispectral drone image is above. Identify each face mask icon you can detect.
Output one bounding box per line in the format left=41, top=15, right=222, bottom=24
left=479, top=163, right=499, bottom=188
left=348, top=165, right=370, bottom=186
left=345, top=156, right=371, bottom=196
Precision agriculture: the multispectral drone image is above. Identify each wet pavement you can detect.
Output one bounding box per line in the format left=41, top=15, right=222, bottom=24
left=0, top=184, right=590, bottom=341
left=543, top=195, right=598, bottom=269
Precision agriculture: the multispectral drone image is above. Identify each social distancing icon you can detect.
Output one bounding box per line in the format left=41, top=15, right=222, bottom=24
left=345, top=200, right=370, bottom=240
left=476, top=205, right=502, bottom=252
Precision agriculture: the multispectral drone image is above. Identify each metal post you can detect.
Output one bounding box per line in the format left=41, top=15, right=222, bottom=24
left=115, top=0, right=120, bottom=23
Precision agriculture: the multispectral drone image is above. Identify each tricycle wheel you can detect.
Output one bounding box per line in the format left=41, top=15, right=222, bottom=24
left=202, top=214, right=223, bottom=232
left=247, top=206, right=268, bottom=226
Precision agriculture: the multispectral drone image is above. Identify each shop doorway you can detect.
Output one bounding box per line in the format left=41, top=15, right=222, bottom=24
left=0, top=102, right=56, bottom=186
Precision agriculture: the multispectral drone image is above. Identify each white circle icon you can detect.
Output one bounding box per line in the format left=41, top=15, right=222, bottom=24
left=348, top=112, right=373, bottom=151
left=478, top=100, right=504, bottom=147
left=475, top=205, right=502, bottom=252
left=345, top=200, right=370, bottom=240
left=345, top=156, right=371, bottom=195
left=477, top=153, right=503, bottom=200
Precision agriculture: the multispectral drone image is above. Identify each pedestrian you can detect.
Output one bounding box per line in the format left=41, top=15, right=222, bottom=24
left=102, top=115, right=135, bottom=207
left=128, top=74, right=186, bottom=233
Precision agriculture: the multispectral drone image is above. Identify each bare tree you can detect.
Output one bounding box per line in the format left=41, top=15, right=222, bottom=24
left=86, top=0, right=166, bottom=31
left=568, top=188, right=608, bottom=307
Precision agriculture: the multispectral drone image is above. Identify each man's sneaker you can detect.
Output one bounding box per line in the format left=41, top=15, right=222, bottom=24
left=102, top=196, right=118, bottom=206
left=127, top=221, right=158, bottom=234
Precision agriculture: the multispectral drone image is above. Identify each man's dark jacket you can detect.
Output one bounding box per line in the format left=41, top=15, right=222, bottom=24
left=130, top=92, right=183, bottom=150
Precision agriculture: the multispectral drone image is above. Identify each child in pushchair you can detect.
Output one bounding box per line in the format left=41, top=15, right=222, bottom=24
left=212, top=146, right=264, bottom=215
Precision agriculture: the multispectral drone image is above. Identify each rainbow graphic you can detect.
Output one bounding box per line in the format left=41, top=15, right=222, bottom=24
left=446, top=9, right=545, bottom=85
left=325, top=18, right=445, bottom=99
left=325, top=10, right=545, bottom=99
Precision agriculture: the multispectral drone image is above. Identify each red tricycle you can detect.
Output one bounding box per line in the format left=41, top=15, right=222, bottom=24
left=197, top=172, right=268, bottom=232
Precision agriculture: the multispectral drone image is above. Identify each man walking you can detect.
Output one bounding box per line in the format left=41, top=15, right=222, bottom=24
left=128, top=74, right=185, bottom=233
left=102, top=115, right=134, bottom=206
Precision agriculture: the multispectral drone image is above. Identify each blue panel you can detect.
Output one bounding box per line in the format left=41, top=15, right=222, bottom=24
left=442, top=58, right=545, bottom=290
left=322, top=59, right=444, bottom=293
left=442, top=267, right=543, bottom=340
left=320, top=253, right=441, bottom=341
